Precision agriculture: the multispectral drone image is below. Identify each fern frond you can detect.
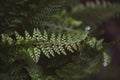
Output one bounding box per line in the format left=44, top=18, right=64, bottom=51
left=0, top=29, right=88, bottom=62
left=25, top=66, right=41, bottom=80
left=72, top=1, right=120, bottom=26
left=31, top=0, right=66, bottom=26
left=0, top=0, right=67, bottom=34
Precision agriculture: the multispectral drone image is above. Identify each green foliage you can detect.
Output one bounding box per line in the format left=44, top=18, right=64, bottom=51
left=0, top=0, right=66, bottom=34
left=71, top=1, right=120, bottom=27
left=55, top=37, right=104, bottom=80
left=54, top=10, right=82, bottom=27
left=1, top=28, right=88, bottom=62
left=0, top=0, right=118, bottom=80
left=103, top=52, right=111, bottom=67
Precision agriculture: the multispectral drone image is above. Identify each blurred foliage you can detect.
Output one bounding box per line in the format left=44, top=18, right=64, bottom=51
left=0, top=0, right=119, bottom=80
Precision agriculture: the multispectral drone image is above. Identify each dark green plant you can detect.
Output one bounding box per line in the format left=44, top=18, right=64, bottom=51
left=0, top=0, right=118, bottom=80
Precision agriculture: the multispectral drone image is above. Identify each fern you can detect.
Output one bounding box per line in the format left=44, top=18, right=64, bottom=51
left=0, top=28, right=106, bottom=80
left=0, top=0, right=67, bottom=34
left=0, top=0, right=116, bottom=80
left=71, top=1, right=120, bottom=27
left=55, top=38, right=105, bottom=79
left=0, top=28, right=88, bottom=62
